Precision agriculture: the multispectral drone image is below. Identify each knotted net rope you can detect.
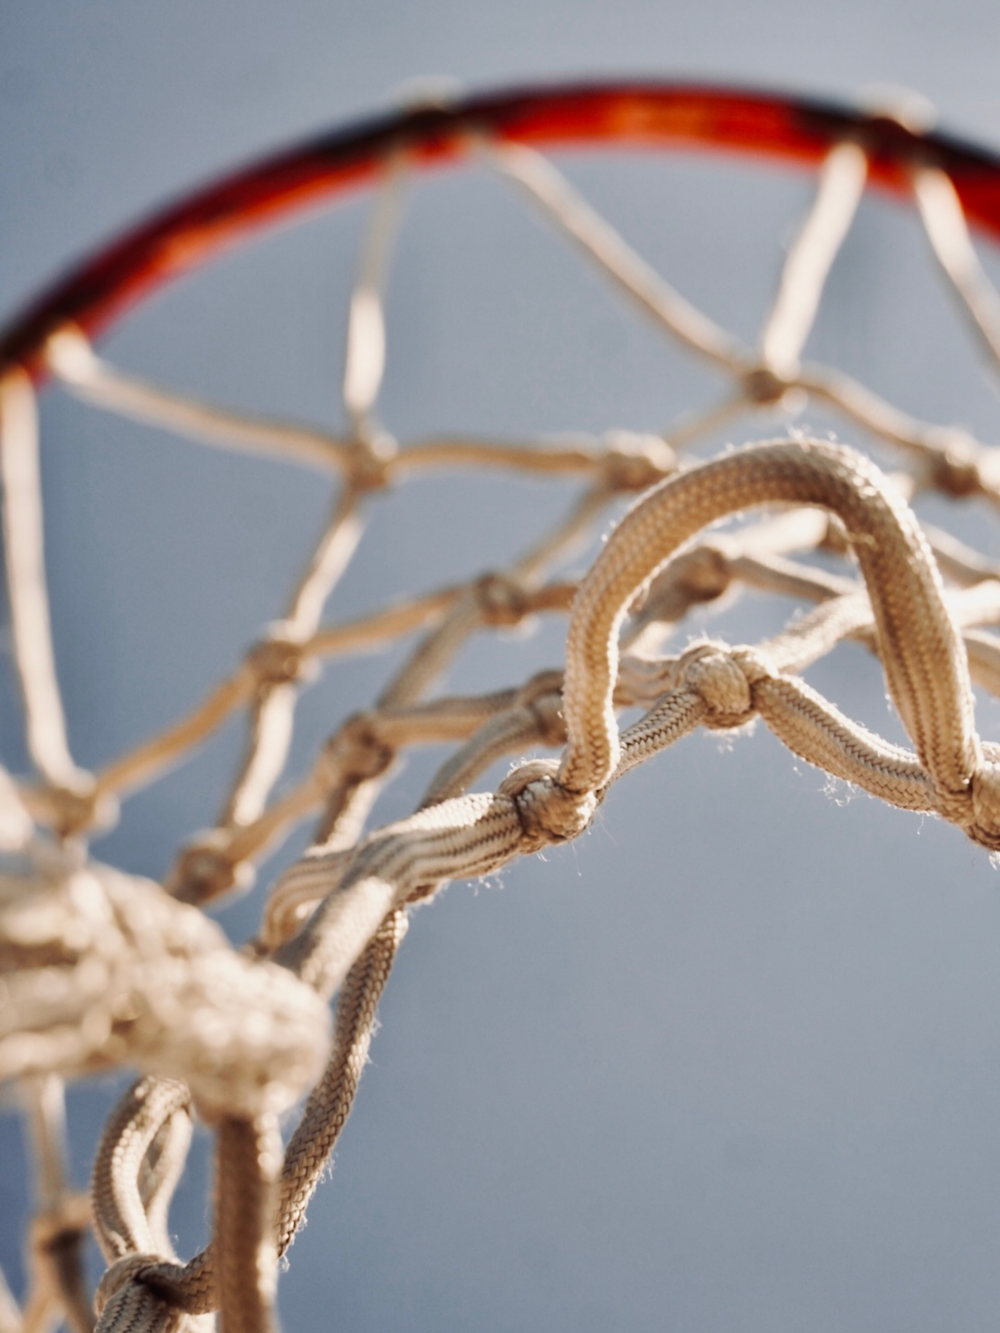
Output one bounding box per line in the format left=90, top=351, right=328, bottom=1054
left=4, top=82, right=1000, bottom=1333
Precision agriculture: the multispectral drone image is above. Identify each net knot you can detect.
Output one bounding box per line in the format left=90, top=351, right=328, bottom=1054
left=741, top=364, right=795, bottom=406
left=819, top=515, right=851, bottom=555
left=677, top=642, right=773, bottom=728
left=30, top=1193, right=91, bottom=1253
left=515, top=670, right=567, bottom=746
left=42, top=774, right=119, bottom=840
left=627, top=544, right=733, bottom=629
left=94, top=1252, right=192, bottom=1318
left=344, top=431, right=396, bottom=491
left=673, top=543, right=733, bottom=600
left=474, top=573, right=531, bottom=627
left=499, top=758, right=597, bottom=851
left=600, top=431, right=676, bottom=492
left=965, top=751, right=1000, bottom=850
left=168, top=830, right=254, bottom=905
left=247, top=629, right=317, bottom=688
left=928, top=435, right=981, bottom=498
left=319, top=713, right=395, bottom=785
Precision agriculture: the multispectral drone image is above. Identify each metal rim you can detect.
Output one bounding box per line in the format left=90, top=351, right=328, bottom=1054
left=4, top=78, right=1000, bottom=379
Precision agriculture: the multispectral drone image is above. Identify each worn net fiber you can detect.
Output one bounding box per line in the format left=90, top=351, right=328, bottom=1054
left=4, top=82, right=1000, bottom=1333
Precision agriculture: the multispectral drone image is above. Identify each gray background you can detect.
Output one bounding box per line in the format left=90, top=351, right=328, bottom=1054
left=4, top=2, right=1000, bottom=1331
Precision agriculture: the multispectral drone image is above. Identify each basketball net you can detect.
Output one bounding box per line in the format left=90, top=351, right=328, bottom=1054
left=3, top=81, right=1000, bottom=1333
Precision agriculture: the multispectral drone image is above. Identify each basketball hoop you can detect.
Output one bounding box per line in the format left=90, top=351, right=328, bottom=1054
left=4, top=80, right=1000, bottom=1333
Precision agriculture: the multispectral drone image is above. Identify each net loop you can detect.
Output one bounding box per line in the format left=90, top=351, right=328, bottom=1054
left=559, top=438, right=980, bottom=799
left=90, top=1078, right=214, bottom=1330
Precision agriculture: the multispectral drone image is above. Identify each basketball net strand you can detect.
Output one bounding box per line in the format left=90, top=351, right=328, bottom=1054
left=4, top=92, right=1000, bottom=1333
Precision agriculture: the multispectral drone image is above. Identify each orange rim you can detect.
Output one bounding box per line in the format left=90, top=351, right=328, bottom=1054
left=4, top=79, right=1000, bottom=380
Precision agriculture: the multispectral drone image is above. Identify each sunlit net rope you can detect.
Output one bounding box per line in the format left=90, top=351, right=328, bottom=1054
left=4, top=84, right=1000, bottom=1333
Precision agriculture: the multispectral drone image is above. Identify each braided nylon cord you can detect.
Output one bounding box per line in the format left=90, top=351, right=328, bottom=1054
left=4, top=85, right=1000, bottom=1332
